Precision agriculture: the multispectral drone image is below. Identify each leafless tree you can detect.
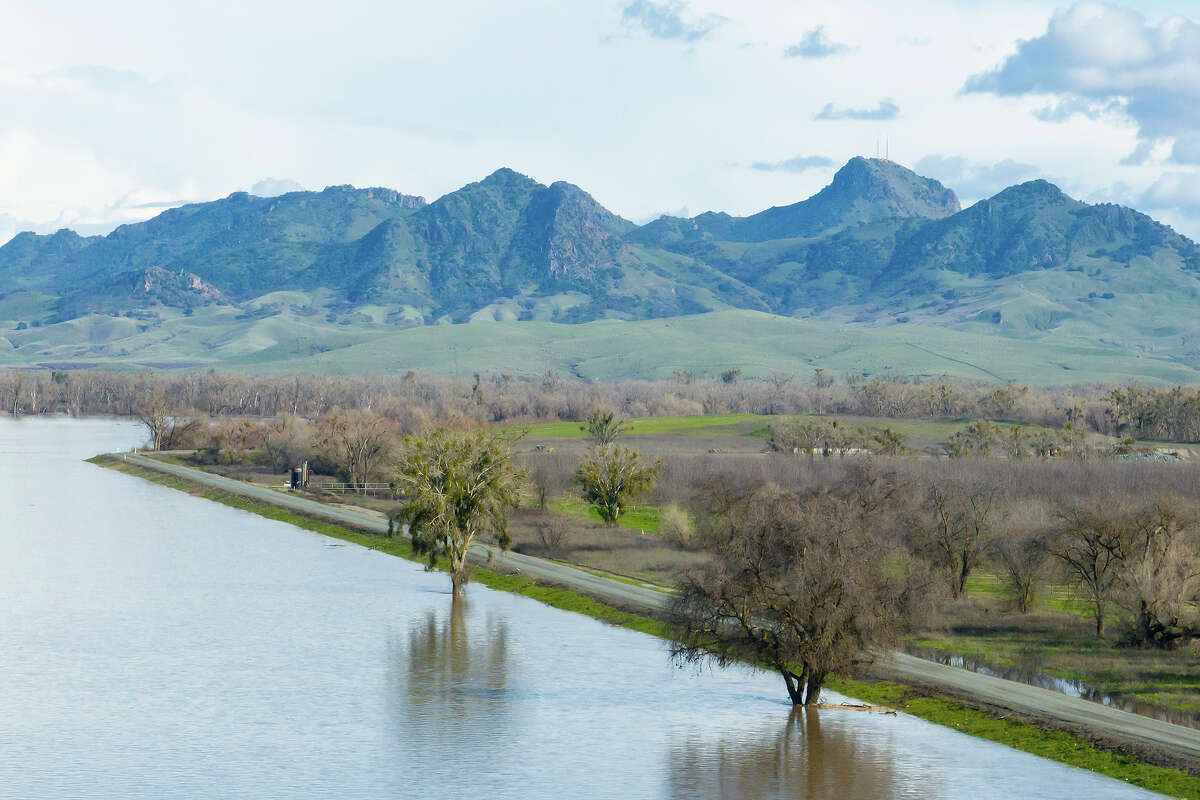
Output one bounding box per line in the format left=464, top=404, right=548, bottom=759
left=1046, top=503, right=1129, bottom=637
left=315, top=410, right=393, bottom=491
left=670, top=471, right=921, bottom=706
left=913, top=482, right=998, bottom=598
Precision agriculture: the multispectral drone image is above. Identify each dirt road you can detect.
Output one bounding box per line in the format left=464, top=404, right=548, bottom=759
left=121, top=453, right=1200, bottom=762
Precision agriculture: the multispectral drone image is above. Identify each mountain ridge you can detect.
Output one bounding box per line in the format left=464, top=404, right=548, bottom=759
left=2, top=157, right=1199, bottom=374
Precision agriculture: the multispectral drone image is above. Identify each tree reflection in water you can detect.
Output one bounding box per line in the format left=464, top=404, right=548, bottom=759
left=391, top=595, right=512, bottom=732
left=669, top=706, right=911, bottom=800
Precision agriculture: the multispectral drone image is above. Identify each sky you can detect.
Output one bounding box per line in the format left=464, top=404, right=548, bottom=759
left=3, top=0, right=1200, bottom=242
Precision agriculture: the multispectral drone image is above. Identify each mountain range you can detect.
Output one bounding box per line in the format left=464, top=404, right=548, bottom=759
left=2, top=157, right=1199, bottom=381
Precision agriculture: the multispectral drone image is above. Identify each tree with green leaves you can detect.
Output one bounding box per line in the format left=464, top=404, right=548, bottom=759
left=575, top=445, right=661, bottom=525
left=393, top=429, right=526, bottom=595
left=582, top=408, right=629, bottom=445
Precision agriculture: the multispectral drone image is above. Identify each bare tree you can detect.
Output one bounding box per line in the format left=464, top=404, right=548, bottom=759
left=135, top=390, right=174, bottom=451
left=993, top=532, right=1047, bottom=613
left=1116, top=498, right=1200, bottom=648
left=670, top=474, right=920, bottom=706
left=534, top=515, right=569, bottom=557
left=913, top=482, right=997, bottom=598
left=315, top=410, right=392, bottom=491
left=1046, top=504, right=1128, bottom=637
left=262, top=415, right=312, bottom=473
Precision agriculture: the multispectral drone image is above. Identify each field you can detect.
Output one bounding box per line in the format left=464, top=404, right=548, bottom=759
left=5, top=308, right=1200, bottom=384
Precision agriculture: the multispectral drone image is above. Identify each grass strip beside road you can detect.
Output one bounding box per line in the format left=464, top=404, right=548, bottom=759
left=827, top=677, right=1199, bottom=799
left=89, top=453, right=1200, bottom=798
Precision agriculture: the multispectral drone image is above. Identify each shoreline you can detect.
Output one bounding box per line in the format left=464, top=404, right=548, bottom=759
left=91, top=452, right=1200, bottom=798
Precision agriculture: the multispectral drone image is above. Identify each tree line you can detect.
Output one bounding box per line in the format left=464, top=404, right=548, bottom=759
left=4, top=368, right=1200, bottom=442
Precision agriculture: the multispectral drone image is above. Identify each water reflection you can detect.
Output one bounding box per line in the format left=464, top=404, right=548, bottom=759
left=669, top=707, right=912, bottom=800
left=393, top=596, right=512, bottom=729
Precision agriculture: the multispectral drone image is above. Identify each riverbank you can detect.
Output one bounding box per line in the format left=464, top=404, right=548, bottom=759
left=90, top=453, right=1200, bottom=798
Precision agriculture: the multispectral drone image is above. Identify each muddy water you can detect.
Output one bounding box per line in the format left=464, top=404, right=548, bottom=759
left=0, top=418, right=1164, bottom=798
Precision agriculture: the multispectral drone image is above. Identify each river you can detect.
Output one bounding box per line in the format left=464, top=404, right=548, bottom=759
left=0, top=417, right=1163, bottom=798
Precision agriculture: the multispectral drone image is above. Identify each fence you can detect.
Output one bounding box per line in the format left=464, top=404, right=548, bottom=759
left=311, top=482, right=394, bottom=496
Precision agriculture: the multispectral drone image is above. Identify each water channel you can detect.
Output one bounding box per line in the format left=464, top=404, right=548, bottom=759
left=0, top=418, right=1164, bottom=798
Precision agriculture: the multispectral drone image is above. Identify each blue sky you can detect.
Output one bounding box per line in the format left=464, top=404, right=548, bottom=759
left=2, top=0, right=1200, bottom=240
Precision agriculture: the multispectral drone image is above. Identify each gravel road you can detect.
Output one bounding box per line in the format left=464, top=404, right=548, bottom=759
left=122, top=453, right=1200, bottom=762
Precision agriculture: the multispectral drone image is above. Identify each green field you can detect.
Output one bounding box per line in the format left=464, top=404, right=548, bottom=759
left=515, top=413, right=764, bottom=438
left=5, top=308, right=1200, bottom=385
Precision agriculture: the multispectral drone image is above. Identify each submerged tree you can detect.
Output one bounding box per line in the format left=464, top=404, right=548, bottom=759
left=670, top=472, right=921, bottom=706
left=574, top=445, right=661, bottom=525
left=393, top=429, right=525, bottom=595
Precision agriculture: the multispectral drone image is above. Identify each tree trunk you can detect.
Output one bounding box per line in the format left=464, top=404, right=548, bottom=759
left=450, top=552, right=469, bottom=596
left=1135, top=599, right=1152, bottom=648
left=804, top=671, right=826, bottom=706
left=780, top=668, right=804, bottom=706
left=1094, top=602, right=1105, bottom=637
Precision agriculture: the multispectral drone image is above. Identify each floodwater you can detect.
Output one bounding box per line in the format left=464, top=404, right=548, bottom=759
left=908, top=646, right=1200, bottom=730
left=0, top=418, right=1164, bottom=799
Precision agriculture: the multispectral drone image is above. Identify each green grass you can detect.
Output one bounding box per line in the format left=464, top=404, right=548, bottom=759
left=13, top=309, right=1200, bottom=385
left=963, top=572, right=1095, bottom=617
left=827, top=676, right=1200, bottom=799
left=551, top=496, right=662, bottom=532
left=515, top=413, right=764, bottom=438
left=91, top=453, right=1200, bottom=796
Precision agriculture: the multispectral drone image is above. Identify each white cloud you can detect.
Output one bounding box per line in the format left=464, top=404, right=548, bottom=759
left=965, top=1, right=1200, bottom=163
left=913, top=156, right=1045, bottom=203
left=620, top=0, right=725, bottom=42
left=1141, top=171, right=1200, bottom=211
left=250, top=178, right=305, bottom=197
left=783, top=27, right=851, bottom=59
left=814, top=99, right=899, bottom=121
left=747, top=155, right=834, bottom=173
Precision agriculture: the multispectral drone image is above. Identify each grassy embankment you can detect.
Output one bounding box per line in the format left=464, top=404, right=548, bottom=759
left=89, top=453, right=1200, bottom=798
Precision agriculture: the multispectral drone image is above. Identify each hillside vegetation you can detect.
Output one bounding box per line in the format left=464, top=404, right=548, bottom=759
left=2, top=158, right=1199, bottom=378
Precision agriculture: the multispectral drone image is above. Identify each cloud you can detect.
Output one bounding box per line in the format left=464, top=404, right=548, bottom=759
left=47, top=64, right=150, bottom=92
left=783, top=27, right=851, bottom=59
left=1140, top=171, right=1200, bottom=212
left=748, top=154, right=833, bottom=173
left=621, top=0, right=725, bottom=42
left=251, top=178, right=305, bottom=197
left=814, top=99, right=898, bottom=121
left=914, top=155, right=1044, bottom=201
left=963, top=2, right=1200, bottom=164
left=1031, top=97, right=1120, bottom=123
